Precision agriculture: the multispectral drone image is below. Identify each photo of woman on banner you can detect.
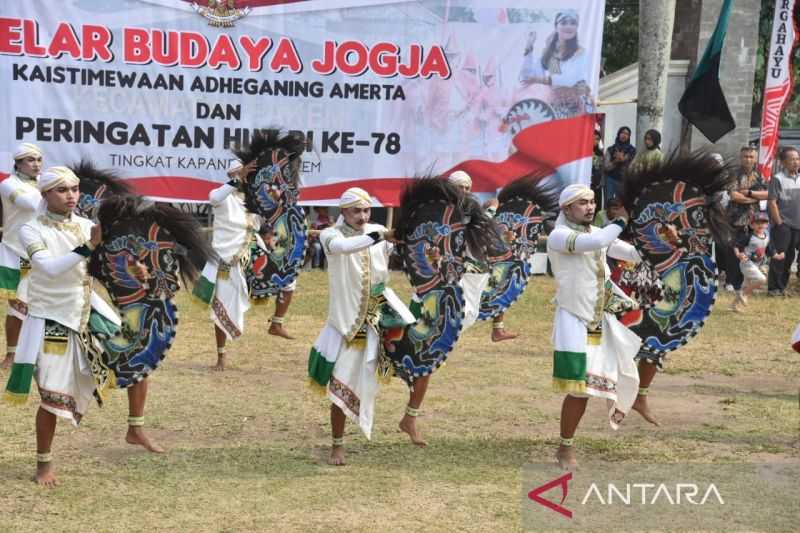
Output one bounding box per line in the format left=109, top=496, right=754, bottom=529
left=422, top=35, right=487, bottom=163
left=517, top=9, right=595, bottom=118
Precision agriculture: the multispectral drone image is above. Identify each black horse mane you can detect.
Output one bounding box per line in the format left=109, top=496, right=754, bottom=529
left=395, top=177, right=461, bottom=239
left=620, top=150, right=736, bottom=244
left=232, top=129, right=306, bottom=170
left=460, top=194, right=506, bottom=261
left=498, top=176, right=558, bottom=213
left=96, top=196, right=215, bottom=287
left=70, top=159, right=133, bottom=196
left=395, top=177, right=502, bottom=263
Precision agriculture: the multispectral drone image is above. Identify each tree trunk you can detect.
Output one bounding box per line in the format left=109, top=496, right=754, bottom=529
left=637, top=0, right=677, bottom=146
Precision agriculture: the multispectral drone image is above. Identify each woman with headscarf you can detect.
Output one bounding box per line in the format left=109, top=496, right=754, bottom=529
left=603, top=126, right=637, bottom=204
left=518, top=9, right=593, bottom=116
left=629, top=129, right=664, bottom=173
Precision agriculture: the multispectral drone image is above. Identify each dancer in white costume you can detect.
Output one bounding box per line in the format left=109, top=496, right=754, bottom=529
left=2, top=167, right=138, bottom=486
left=0, top=143, right=44, bottom=369
left=447, top=171, right=518, bottom=341
left=307, top=187, right=417, bottom=465
left=547, top=184, right=646, bottom=470
left=194, top=161, right=296, bottom=371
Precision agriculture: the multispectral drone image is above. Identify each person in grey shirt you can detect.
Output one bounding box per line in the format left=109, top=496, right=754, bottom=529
left=767, top=147, right=800, bottom=295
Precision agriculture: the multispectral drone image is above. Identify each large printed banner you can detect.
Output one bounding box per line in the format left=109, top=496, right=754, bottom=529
left=758, top=0, right=798, bottom=180
left=0, top=0, right=604, bottom=205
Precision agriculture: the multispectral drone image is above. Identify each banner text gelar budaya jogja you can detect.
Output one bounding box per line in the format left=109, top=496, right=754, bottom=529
left=0, top=18, right=451, bottom=79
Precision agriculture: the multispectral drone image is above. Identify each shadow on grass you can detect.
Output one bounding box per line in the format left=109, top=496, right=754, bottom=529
left=101, top=434, right=717, bottom=485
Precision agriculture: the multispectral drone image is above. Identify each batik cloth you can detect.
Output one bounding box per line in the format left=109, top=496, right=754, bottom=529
left=308, top=285, right=393, bottom=439
left=9, top=317, right=95, bottom=426
left=209, top=260, right=250, bottom=340
left=552, top=308, right=641, bottom=429
left=0, top=246, right=30, bottom=318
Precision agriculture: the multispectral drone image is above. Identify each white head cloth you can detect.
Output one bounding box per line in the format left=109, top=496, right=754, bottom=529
left=13, top=142, right=43, bottom=161
left=339, top=187, right=371, bottom=209
left=448, top=170, right=472, bottom=188
left=558, top=183, right=594, bottom=208
left=39, top=166, right=80, bottom=193
left=227, top=159, right=243, bottom=175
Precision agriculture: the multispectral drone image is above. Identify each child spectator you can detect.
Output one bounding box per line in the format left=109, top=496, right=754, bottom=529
left=731, top=211, right=784, bottom=311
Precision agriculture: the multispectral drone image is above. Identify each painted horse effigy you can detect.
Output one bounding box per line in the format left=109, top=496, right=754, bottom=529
left=478, top=177, right=551, bottom=322
left=388, top=178, right=498, bottom=385
left=616, top=153, right=733, bottom=367
left=71, top=162, right=213, bottom=391
left=235, top=130, right=308, bottom=299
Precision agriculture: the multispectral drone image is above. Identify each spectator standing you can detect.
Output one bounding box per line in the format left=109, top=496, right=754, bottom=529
left=724, top=146, right=768, bottom=298
left=591, top=131, right=604, bottom=205
left=767, top=147, right=800, bottom=296
left=629, top=129, right=664, bottom=172
left=309, top=206, right=332, bottom=269
left=603, top=126, right=636, bottom=204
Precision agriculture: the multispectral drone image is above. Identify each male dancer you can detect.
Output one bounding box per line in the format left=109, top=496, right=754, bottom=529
left=196, top=161, right=294, bottom=371
left=0, top=144, right=44, bottom=368
left=2, top=167, right=152, bottom=486
left=307, top=187, right=422, bottom=466
left=447, top=171, right=517, bottom=340
left=547, top=184, right=645, bottom=470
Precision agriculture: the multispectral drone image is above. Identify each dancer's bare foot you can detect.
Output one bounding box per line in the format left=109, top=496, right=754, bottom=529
left=34, top=462, right=58, bottom=488
left=491, top=328, right=518, bottom=342
left=211, top=354, right=226, bottom=371
left=268, top=322, right=294, bottom=340
left=126, top=426, right=166, bottom=453
left=1, top=352, right=13, bottom=369
left=555, top=445, right=578, bottom=471
left=632, top=395, right=660, bottom=426
left=328, top=445, right=346, bottom=466
left=399, top=415, right=427, bottom=447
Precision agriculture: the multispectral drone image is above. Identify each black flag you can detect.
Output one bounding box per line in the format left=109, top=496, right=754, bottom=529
left=678, top=0, right=736, bottom=142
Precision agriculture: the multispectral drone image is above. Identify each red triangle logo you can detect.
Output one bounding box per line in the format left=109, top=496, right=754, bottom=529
left=528, top=472, right=573, bottom=519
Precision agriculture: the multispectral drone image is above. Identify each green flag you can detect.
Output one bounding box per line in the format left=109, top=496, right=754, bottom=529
left=678, top=0, right=736, bottom=142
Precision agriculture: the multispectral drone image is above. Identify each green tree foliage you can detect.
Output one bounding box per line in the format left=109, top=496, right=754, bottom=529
left=602, top=1, right=639, bottom=75
left=752, top=0, right=800, bottom=127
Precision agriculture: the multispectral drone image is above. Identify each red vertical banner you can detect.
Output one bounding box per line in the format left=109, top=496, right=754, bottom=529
left=758, top=0, right=799, bottom=179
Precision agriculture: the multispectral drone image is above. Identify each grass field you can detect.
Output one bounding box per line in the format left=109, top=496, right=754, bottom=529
left=0, top=271, right=798, bottom=532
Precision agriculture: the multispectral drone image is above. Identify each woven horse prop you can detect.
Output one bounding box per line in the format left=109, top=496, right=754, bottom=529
left=71, top=162, right=213, bottom=392
left=615, top=152, right=733, bottom=367
left=478, top=177, right=552, bottom=321
left=232, top=130, right=308, bottom=299
left=387, top=178, right=499, bottom=385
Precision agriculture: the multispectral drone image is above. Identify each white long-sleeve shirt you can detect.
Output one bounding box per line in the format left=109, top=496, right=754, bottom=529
left=0, top=172, right=41, bottom=257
